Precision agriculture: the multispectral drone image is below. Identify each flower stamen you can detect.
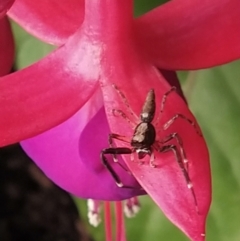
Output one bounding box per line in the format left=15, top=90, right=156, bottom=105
left=124, top=197, right=141, bottom=218
left=104, top=201, right=112, bottom=241
left=87, top=199, right=102, bottom=227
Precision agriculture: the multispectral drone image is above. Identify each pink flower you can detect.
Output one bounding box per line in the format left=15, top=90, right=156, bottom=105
left=1, top=0, right=240, bottom=240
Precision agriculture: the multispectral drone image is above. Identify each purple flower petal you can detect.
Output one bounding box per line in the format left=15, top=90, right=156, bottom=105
left=21, top=89, right=145, bottom=200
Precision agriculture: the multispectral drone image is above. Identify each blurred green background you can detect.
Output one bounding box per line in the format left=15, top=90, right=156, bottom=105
left=9, top=0, right=240, bottom=240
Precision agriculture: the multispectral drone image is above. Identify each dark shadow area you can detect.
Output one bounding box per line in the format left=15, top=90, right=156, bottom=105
left=0, top=144, right=93, bottom=241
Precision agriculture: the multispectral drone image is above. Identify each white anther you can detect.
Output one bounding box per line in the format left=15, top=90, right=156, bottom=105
left=201, top=233, right=205, bottom=237
left=87, top=199, right=102, bottom=227
left=87, top=199, right=94, bottom=211
left=132, top=204, right=140, bottom=214
left=187, top=182, right=193, bottom=189
left=88, top=212, right=101, bottom=227
left=124, top=203, right=140, bottom=218
left=124, top=198, right=141, bottom=218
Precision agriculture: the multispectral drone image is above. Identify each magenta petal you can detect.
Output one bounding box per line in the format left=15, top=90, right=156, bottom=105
left=0, top=0, right=14, bottom=18
left=21, top=90, right=144, bottom=200
left=0, top=16, right=14, bottom=76
left=0, top=32, right=99, bottom=146
left=79, top=107, right=145, bottom=199
left=135, top=0, right=240, bottom=69
left=8, top=0, right=84, bottom=45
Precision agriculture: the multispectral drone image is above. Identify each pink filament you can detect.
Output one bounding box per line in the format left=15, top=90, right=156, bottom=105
left=104, top=201, right=127, bottom=241
left=115, top=201, right=127, bottom=241
left=104, top=201, right=112, bottom=241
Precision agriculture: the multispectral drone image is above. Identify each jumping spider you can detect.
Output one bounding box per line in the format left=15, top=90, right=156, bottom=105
left=101, top=85, right=202, bottom=211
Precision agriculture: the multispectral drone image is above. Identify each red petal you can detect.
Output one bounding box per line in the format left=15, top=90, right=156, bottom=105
left=0, top=16, right=14, bottom=76
left=101, top=63, right=211, bottom=240
left=0, top=0, right=14, bottom=18
left=135, top=0, right=240, bottom=70
left=0, top=30, right=100, bottom=146
left=159, top=69, right=186, bottom=102
left=77, top=0, right=211, bottom=238
left=8, top=0, right=84, bottom=45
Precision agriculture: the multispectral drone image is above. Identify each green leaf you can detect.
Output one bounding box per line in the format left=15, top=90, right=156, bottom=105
left=134, top=0, right=168, bottom=16
left=10, top=20, right=55, bottom=69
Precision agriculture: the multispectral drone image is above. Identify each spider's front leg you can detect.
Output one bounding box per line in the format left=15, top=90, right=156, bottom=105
left=101, top=147, right=134, bottom=188
left=159, top=143, right=199, bottom=213
left=163, top=113, right=202, bottom=137
left=108, top=133, right=132, bottom=169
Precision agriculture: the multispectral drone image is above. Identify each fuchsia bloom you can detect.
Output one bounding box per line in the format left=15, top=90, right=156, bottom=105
left=1, top=0, right=240, bottom=240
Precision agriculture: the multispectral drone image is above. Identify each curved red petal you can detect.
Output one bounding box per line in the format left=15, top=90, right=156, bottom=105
left=8, top=0, right=84, bottom=45
left=101, top=60, right=211, bottom=240
left=135, top=0, right=240, bottom=70
left=79, top=0, right=211, bottom=238
left=159, top=69, right=186, bottom=102
left=0, top=0, right=14, bottom=18
left=0, top=16, right=14, bottom=76
left=0, top=29, right=100, bottom=146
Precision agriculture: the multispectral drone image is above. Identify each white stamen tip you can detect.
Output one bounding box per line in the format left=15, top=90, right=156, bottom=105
left=124, top=204, right=140, bottom=218
left=132, top=204, right=140, bottom=214
left=87, top=199, right=94, bottom=210
left=201, top=233, right=205, bottom=237
left=183, top=159, right=188, bottom=163
left=88, top=212, right=101, bottom=227
left=87, top=199, right=102, bottom=227
left=187, top=183, right=193, bottom=189
left=124, top=205, right=133, bottom=218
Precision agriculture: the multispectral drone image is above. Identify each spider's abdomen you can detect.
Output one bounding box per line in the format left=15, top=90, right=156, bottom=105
left=131, top=122, right=156, bottom=149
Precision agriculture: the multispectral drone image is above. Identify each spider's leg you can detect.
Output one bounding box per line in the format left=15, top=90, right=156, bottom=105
left=159, top=144, right=198, bottom=213
left=101, top=147, right=136, bottom=189
left=159, top=132, right=188, bottom=170
left=109, top=133, right=131, bottom=172
left=155, top=86, right=176, bottom=126
left=163, top=113, right=202, bottom=137
left=149, top=150, right=156, bottom=168
left=112, top=84, right=138, bottom=122
left=112, top=109, right=136, bottom=128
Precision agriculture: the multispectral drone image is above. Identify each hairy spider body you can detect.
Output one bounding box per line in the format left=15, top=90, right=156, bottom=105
left=131, top=122, right=156, bottom=159
left=130, top=89, right=156, bottom=159
left=101, top=85, right=201, bottom=211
